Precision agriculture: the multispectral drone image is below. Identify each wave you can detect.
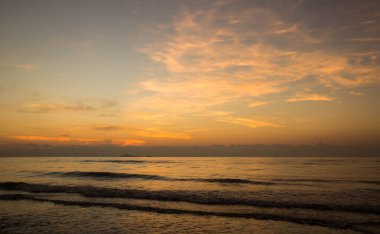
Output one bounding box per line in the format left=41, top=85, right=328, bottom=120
left=1, top=182, right=379, bottom=215
left=359, top=181, right=380, bottom=185
left=46, top=170, right=380, bottom=187
left=273, top=178, right=349, bottom=183
left=42, top=170, right=380, bottom=187
left=272, top=178, right=380, bottom=185
left=40, top=171, right=380, bottom=186
left=2, top=193, right=380, bottom=232
left=81, top=160, right=177, bottom=164
left=192, top=178, right=275, bottom=185
left=0, top=193, right=358, bottom=230
left=45, top=171, right=167, bottom=180
left=82, top=160, right=146, bottom=163
left=43, top=171, right=278, bottom=185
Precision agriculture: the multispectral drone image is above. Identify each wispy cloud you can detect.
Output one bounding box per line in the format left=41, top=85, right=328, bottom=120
left=12, top=135, right=145, bottom=146
left=14, top=135, right=72, bottom=142
left=271, top=24, right=299, bottom=35
left=116, top=139, right=145, bottom=146
left=0, top=63, right=38, bottom=70
left=128, top=2, right=379, bottom=130
left=93, top=125, right=124, bottom=131
left=218, top=116, right=283, bottom=128
left=287, top=93, right=334, bottom=102
left=136, top=77, right=283, bottom=114
left=20, top=100, right=117, bottom=113
left=13, top=135, right=108, bottom=144
left=206, top=111, right=282, bottom=128
left=93, top=124, right=191, bottom=140
left=249, top=101, right=272, bottom=108
left=21, top=103, right=95, bottom=113
left=74, top=34, right=104, bottom=57
left=135, top=128, right=191, bottom=140
left=349, top=91, right=364, bottom=96
left=347, top=37, right=380, bottom=42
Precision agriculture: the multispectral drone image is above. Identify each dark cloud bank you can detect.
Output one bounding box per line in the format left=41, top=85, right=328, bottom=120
left=0, top=144, right=379, bottom=157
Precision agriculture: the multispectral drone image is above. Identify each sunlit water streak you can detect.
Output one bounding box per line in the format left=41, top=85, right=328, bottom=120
left=0, top=157, right=379, bottom=233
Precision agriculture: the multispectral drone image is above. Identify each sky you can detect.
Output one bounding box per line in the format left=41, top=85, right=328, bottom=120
left=0, top=0, right=380, bottom=149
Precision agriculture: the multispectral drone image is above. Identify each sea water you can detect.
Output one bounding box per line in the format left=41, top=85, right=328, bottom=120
left=0, top=157, right=379, bottom=233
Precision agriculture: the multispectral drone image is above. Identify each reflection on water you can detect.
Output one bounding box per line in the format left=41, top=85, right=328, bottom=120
left=0, top=157, right=379, bottom=233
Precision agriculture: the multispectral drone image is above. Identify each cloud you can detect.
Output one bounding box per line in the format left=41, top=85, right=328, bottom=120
left=136, top=77, right=283, bottom=115
left=218, top=116, right=283, bottom=128
left=91, top=124, right=190, bottom=140
left=134, top=128, right=191, bottom=140
left=21, top=103, right=95, bottom=113
left=286, top=93, right=334, bottom=102
left=74, top=34, right=104, bottom=57
left=126, top=2, right=380, bottom=131
left=349, top=91, right=364, bottom=96
left=93, top=125, right=124, bottom=131
left=347, top=38, right=380, bottom=42
left=14, top=135, right=72, bottom=142
left=0, top=63, right=38, bottom=70
left=205, top=110, right=282, bottom=128
left=249, top=101, right=271, bottom=108
left=12, top=135, right=145, bottom=146
left=270, top=24, right=300, bottom=35
left=115, top=139, right=145, bottom=146
left=20, top=99, right=117, bottom=113
left=13, top=135, right=106, bottom=144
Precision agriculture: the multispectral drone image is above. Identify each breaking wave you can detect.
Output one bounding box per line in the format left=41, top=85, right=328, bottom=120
left=191, top=178, right=275, bottom=185
left=80, top=160, right=177, bottom=164
left=42, top=171, right=380, bottom=186
left=81, top=160, right=146, bottom=163
left=43, top=171, right=278, bottom=185
left=272, top=178, right=380, bottom=185
left=45, top=171, right=167, bottom=180
left=1, top=182, right=379, bottom=215
left=0, top=193, right=360, bottom=230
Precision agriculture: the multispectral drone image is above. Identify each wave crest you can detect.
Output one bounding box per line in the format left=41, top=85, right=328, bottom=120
left=0, top=193, right=359, bottom=230
left=1, top=182, right=379, bottom=214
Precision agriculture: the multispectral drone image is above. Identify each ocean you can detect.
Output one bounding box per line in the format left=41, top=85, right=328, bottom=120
left=0, top=157, right=379, bottom=233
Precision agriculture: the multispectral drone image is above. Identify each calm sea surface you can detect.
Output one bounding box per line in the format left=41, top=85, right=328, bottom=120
left=0, top=157, right=379, bottom=233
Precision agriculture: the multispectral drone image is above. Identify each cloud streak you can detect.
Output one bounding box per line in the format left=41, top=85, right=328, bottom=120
left=287, top=93, right=335, bottom=102
left=93, top=125, right=191, bottom=140
left=12, top=135, right=145, bottom=146
left=0, top=63, right=38, bottom=70
left=218, top=116, right=283, bottom=128
left=135, top=128, right=191, bottom=140
left=14, top=136, right=72, bottom=142
left=347, top=38, right=380, bottom=42
left=20, top=100, right=117, bottom=113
